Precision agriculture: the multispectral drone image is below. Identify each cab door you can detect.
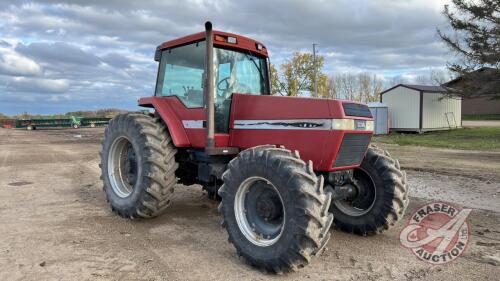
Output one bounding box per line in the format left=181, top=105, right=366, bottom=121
left=154, top=40, right=210, bottom=148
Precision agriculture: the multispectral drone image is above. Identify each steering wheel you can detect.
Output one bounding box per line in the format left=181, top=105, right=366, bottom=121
left=217, top=77, right=230, bottom=92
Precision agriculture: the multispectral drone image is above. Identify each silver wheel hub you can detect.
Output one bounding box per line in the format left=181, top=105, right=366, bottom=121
left=107, top=136, right=138, bottom=198
left=333, top=169, right=376, bottom=216
left=234, top=176, right=285, bottom=247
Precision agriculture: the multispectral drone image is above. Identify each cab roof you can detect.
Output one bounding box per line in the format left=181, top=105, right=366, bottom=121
left=157, top=30, right=268, bottom=57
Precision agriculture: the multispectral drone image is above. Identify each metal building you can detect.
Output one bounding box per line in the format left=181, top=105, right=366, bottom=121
left=368, top=102, right=389, bottom=135
left=380, top=84, right=462, bottom=132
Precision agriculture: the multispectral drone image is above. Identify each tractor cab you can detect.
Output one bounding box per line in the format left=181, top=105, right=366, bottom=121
left=153, top=28, right=270, bottom=133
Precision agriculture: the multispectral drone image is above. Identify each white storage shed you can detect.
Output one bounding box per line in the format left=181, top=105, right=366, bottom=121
left=380, top=84, right=461, bottom=132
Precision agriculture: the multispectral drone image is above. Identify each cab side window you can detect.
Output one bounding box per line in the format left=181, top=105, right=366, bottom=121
left=155, top=41, right=206, bottom=108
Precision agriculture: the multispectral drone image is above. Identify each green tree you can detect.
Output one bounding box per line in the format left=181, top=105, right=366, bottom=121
left=270, top=64, right=284, bottom=96
left=271, top=52, right=331, bottom=97
left=438, top=0, right=500, bottom=98
left=315, top=73, right=332, bottom=99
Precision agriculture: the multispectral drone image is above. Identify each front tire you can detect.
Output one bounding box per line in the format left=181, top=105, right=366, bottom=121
left=218, top=146, right=333, bottom=273
left=329, top=145, right=408, bottom=235
left=100, top=113, right=178, bottom=218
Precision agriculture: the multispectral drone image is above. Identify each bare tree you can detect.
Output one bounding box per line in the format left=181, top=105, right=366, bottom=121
left=429, top=69, right=451, bottom=85
left=342, top=73, right=358, bottom=100
left=370, top=74, right=384, bottom=102
left=416, top=75, right=429, bottom=84
left=390, top=76, right=403, bottom=86
left=358, top=73, right=371, bottom=102
left=328, top=72, right=385, bottom=103
left=327, top=76, right=339, bottom=99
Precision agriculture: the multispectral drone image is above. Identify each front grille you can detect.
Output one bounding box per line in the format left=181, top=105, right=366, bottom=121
left=343, top=103, right=372, bottom=118
left=334, top=134, right=371, bottom=167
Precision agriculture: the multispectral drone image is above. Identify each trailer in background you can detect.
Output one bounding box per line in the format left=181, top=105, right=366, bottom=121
left=14, top=117, right=111, bottom=130
left=0, top=119, right=16, bottom=129
left=81, top=117, right=112, bottom=128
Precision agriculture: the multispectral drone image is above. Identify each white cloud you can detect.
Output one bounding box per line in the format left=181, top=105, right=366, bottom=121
left=0, top=47, right=42, bottom=76
left=6, top=76, right=69, bottom=93
left=0, top=0, right=455, bottom=115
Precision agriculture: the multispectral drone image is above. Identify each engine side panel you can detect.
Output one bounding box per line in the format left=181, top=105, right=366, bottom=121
left=228, top=94, right=372, bottom=171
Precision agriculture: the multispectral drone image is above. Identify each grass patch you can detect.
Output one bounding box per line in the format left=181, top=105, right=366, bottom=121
left=373, top=127, right=500, bottom=150
left=462, top=114, right=500, bottom=120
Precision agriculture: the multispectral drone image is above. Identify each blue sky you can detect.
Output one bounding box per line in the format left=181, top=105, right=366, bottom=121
left=0, top=0, right=453, bottom=115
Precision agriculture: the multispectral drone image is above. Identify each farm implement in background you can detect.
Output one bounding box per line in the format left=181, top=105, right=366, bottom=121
left=11, top=116, right=111, bottom=130
left=0, top=119, right=16, bottom=129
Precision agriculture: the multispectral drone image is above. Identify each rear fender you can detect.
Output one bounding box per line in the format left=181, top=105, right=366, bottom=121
left=138, top=97, right=191, bottom=147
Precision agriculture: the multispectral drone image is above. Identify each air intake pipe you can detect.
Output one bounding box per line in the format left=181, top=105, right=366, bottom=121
left=204, top=21, right=215, bottom=150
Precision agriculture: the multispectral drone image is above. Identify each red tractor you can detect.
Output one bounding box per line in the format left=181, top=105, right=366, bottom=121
left=100, top=22, right=408, bottom=273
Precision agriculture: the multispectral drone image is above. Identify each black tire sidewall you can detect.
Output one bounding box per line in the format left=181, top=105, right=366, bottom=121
left=330, top=150, right=395, bottom=231
left=222, top=157, right=302, bottom=261
left=101, top=117, right=146, bottom=214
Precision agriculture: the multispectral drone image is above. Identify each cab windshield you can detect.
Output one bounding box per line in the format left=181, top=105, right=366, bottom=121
left=214, top=47, right=268, bottom=101
left=155, top=41, right=269, bottom=107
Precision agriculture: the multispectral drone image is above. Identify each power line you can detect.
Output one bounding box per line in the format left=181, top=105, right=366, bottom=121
left=313, top=43, right=318, bottom=96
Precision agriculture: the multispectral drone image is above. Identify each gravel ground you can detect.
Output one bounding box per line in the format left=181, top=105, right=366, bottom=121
left=0, top=128, right=499, bottom=281
left=462, top=120, right=500, bottom=127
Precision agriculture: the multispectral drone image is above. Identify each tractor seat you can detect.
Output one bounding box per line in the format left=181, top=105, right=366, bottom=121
left=185, top=89, right=203, bottom=107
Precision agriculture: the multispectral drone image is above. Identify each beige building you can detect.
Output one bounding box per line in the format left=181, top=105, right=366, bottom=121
left=461, top=97, right=500, bottom=115
left=443, top=67, right=500, bottom=115
left=380, top=84, right=462, bottom=132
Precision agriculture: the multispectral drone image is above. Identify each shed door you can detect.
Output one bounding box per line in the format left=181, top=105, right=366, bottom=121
left=376, top=108, right=388, bottom=134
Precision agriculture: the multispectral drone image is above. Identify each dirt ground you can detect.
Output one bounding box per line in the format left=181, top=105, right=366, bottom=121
left=0, top=128, right=499, bottom=281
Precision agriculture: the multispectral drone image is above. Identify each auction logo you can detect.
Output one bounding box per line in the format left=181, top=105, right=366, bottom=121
left=399, top=201, right=471, bottom=265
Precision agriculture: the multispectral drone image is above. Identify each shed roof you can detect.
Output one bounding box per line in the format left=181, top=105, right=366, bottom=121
left=443, top=67, right=495, bottom=87
left=368, top=102, right=387, bottom=108
left=379, top=84, right=447, bottom=95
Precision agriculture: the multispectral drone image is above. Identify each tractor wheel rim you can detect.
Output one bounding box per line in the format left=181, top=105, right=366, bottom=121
left=234, top=176, right=285, bottom=247
left=334, top=168, right=376, bottom=217
left=108, top=136, right=137, bottom=198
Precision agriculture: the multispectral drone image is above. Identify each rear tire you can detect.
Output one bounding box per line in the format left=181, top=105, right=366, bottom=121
left=100, top=113, right=178, bottom=218
left=329, top=145, right=408, bottom=235
left=218, top=145, right=333, bottom=273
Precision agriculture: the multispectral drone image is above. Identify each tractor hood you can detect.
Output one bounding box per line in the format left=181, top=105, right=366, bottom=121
left=228, top=93, right=374, bottom=171
left=229, top=93, right=373, bottom=126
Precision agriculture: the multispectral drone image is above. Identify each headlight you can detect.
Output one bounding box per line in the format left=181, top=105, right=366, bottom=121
left=332, top=119, right=355, bottom=130
left=331, top=119, right=373, bottom=131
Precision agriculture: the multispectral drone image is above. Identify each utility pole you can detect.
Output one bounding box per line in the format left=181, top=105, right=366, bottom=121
left=312, top=43, right=318, bottom=96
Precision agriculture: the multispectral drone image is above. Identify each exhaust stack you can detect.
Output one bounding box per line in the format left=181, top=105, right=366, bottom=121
left=204, top=21, right=215, bottom=150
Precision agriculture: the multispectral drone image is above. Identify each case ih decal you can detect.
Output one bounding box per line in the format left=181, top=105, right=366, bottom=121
left=233, top=119, right=332, bottom=130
